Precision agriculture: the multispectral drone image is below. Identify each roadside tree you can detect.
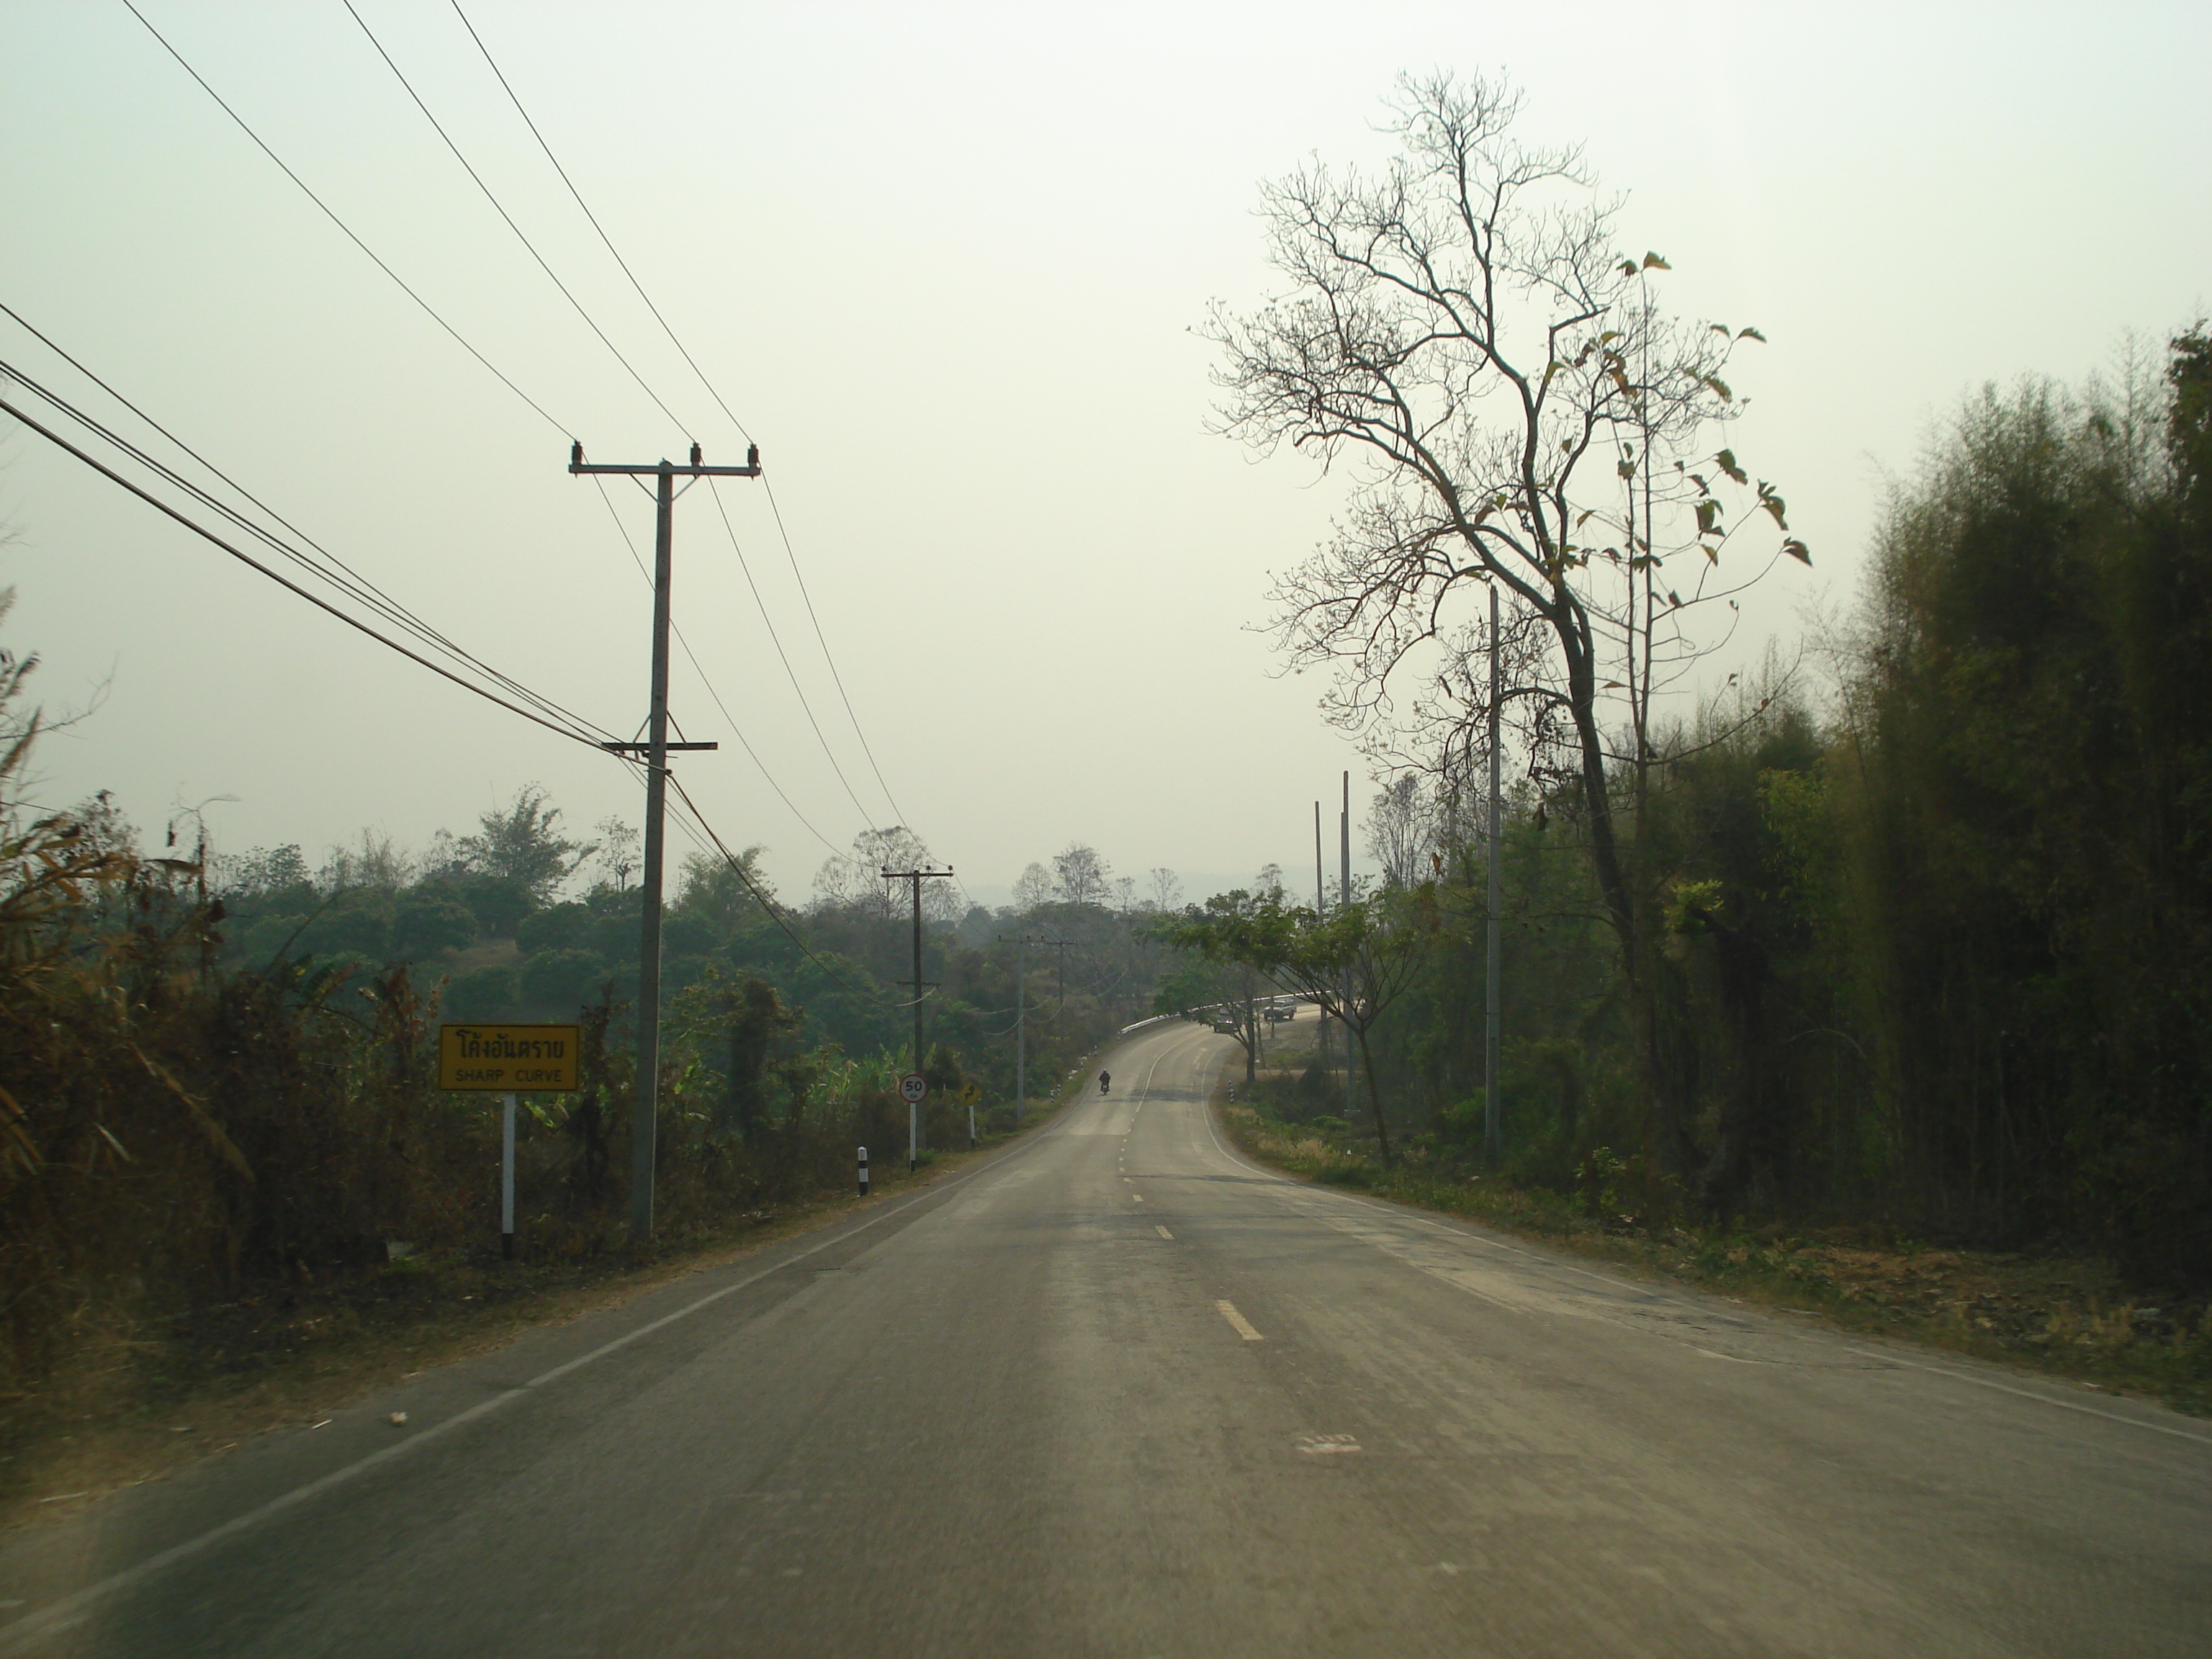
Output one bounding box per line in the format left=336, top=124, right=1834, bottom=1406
left=1159, top=886, right=1434, bottom=1164
left=1208, top=71, right=1807, bottom=1173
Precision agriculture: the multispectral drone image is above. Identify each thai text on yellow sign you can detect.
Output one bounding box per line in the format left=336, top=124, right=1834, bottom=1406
left=438, top=1023, right=582, bottom=1092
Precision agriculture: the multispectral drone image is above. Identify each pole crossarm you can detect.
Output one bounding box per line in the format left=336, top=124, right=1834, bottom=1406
left=569, top=440, right=761, bottom=478
left=601, top=740, right=718, bottom=752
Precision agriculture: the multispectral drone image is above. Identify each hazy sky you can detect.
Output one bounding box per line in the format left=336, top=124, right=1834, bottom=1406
left=3, top=1, right=2206, bottom=906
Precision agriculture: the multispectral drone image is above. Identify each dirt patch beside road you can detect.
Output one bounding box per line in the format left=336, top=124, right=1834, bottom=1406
left=1214, top=1089, right=2212, bottom=1419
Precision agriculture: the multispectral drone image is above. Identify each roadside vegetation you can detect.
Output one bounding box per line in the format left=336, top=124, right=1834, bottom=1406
left=1166, top=328, right=2212, bottom=1280
left=1150, top=70, right=2212, bottom=1370
left=1208, top=1039, right=2212, bottom=1418
left=0, top=644, right=1166, bottom=1509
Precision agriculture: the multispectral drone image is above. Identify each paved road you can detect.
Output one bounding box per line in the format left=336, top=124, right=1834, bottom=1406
left=4, top=1018, right=2208, bottom=1657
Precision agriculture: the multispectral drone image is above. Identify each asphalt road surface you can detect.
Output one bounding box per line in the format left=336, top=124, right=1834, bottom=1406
left=3, top=1017, right=2208, bottom=1657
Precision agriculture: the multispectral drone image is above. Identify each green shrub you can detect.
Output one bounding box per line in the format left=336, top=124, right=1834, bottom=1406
left=446, top=964, right=521, bottom=1018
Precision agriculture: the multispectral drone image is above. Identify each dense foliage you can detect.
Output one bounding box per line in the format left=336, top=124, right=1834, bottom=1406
left=1177, top=332, right=2212, bottom=1288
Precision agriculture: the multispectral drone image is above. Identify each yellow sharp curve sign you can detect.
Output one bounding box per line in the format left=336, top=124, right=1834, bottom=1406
left=438, top=1023, right=583, bottom=1092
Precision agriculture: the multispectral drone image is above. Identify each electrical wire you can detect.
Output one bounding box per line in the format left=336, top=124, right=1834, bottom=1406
left=0, top=354, right=612, bottom=742
left=339, top=0, right=691, bottom=438
left=585, top=473, right=868, bottom=869
left=130, top=0, right=944, bottom=909
left=448, top=4, right=921, bottom=843
left=0, top=316, right=613, bottom=742
left=664, top=772, right=907, bottom=1008
left=0, top=356, right=612, bottom=742
left=355, top=0, right=894, bottom=873
left=0, top=392, right=608, bottom=751
left=449, top=0, right=750, bottom=444
left=703, top=477, right=881, bottom=830
left=757, top=478, right=914, bottom=828
left=120, top=0, right=570, bottom=441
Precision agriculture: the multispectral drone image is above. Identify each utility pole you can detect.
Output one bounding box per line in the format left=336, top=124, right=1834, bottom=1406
left=1341, top=770, right=1355, bottom=1120
left=1485, top=580, right=1504, bottom=1158
left=998, top=932, right=1062, bottom=1124
left=568, top=440, right=759, bottom=1245
left=885, top=866, right=956, bottom=1169
left=1313, top=802, right=1331, bottom=1082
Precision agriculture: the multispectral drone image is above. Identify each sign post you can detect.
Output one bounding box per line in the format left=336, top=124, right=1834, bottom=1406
left=899, top=1072, right=928, bottom=1172
left=440, top=1024, right=583, bottom=1260
left=500, top=1092, right=516, bottom=1258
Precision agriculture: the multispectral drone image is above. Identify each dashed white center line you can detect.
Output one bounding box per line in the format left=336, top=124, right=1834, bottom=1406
left=1156, top=1225, right=1174, bottom=1239
left=1215, top=1300, right=1264, bottom=1341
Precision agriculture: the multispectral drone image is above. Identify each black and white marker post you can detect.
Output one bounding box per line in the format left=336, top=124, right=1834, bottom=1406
left=858, top=1146, right=870, bottom=1197
left=500, top=1090, right=517, bottom=1260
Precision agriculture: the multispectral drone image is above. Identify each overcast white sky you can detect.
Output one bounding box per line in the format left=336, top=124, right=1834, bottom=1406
left=2, top=1, right=2206, bottom=906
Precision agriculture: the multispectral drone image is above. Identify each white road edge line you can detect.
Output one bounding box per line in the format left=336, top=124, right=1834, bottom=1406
left=1186, top=1039, right=2212, bottom=1452
left=0, top=1119, right=1074, bottom=1650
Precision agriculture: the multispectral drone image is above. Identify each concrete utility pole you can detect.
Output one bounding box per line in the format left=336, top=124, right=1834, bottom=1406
left=998, top=933, right=1063, bottom=1125
left=568, top=441, right=759, bottom=1246
left=1485, top=580, right=1504, bottom=1157
left=1314, top=802, right=1331, bottom=1082
left=1341, top=770, right=1355, bottom=1120
left=885, top=866, right=955, bottom=1169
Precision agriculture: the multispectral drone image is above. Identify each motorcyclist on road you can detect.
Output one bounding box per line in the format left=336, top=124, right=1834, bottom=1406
left=1098, top=1069, right=1111, bottom=1095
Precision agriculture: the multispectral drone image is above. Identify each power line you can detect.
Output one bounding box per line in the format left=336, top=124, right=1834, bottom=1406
left=664, top=772, right=901, bottom=1008
left=758, top=478, right=915, bottom=830
left=361, top=3, right=898, bottom=875
left=447, top=4, right=918, bottom=841
left=0, top=392, right=608, bottom=751
left=703, top=477, right=881, bottom=831
left=120, top=0, right=570, bottom=439
left=0, top=355, right=609, bottom=741
left=449, top=0, right=750, bottom=444
left=585, top=473, right=868, bottom=870
left=0, top=353, right=608, bottom=741
left=0, top=314, right=610, bottom=741
left=339, top=0, right=691, bottom=437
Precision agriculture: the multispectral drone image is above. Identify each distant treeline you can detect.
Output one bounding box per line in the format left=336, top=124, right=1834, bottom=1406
left=1190, top=331, right=2212, bottom=1289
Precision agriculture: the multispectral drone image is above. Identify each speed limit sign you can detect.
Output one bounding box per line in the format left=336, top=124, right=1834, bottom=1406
left=899, top=1072, right=928, bottom=1105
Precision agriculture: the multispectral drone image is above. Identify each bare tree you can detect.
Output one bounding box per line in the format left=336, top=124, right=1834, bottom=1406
left=1208, top=71, right=1807, bottom=1169
left=592, top=815, right=640, bottom=893
left=1011, top=861, right=1053, bottom=914
left=811, top=826, right=958, bottom=922
left=1366, top=775, right=1434, bottom=891
left=1147, top=867, right=1183, bottom=912
left=318, top=829, right=415, bottom=894
left=1051, top=842, right=1112, bottom=908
